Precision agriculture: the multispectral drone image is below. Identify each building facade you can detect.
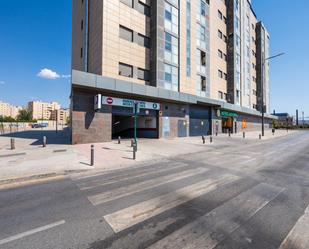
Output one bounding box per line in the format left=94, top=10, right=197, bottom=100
left=0, top=101, right=22, bottom=119
left=51, top=108, right=70, bottom=125
left=71, top=0, right=275, bottom=144
left=28, top=101, right=61, bottom=121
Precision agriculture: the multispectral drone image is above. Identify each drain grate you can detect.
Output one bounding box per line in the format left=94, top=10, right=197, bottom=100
left=53, top=149, right=67, bottom=153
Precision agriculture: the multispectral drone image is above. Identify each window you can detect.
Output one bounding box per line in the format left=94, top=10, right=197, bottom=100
left=138, top=1, right=150, bottom=17
left=197, top=75, right=206, bottom=96
left=224, top=73, right=227, bottom=80
left=164, top=64, right=178, bottom=91
left=119, top=25, right=133, bottom=42
left=236, top=90, right=240, bottom=98
left=137, top=33, right=150, bottom=48
left=218, top=49, right=223, bottom=58
left=218, top=70, right=223, bottom=78
left=186, top=0, right=191, bottom=77
left=218, top=30, right=223, bottom=39
left=164, top=2, right=179, bottom=35
left=218, top=10, right=223, bottom=20
left=119, top=63, right=133, bottom=78
left=81, top=20, right=84, bottom=30
left=201, top=76, right=206, bottom=92
left=80, top=47, right=83, bottom=58
left=223, top=35, right=227, bottom=43
left=120, top=0, right=133, bottom=8
left=137, top=68, right=150, bottom=81
left=223, top=53, right=227, bottom=61
left=218, top=91, right=223, bottom=99
left=165, top=32, right=178, bottom=64
left=201, top=0, right=206, bottom=16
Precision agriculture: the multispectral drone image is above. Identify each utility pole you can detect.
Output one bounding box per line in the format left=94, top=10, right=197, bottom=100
left=261, top=53, right=284, bottom=136
left=56, top=109, right=58, bottom=133
left=296, top=109, right=299, bottom=126
left=133, top=102, right=139, bottom=144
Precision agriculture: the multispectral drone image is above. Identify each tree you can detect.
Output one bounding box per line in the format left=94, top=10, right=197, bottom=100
left=0, top=116, right=15, bottom=122
left=16, top=109, right=32, bottom=122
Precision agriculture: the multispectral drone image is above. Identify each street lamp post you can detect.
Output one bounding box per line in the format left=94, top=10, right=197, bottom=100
left=261, top=52, right=284, bottom=136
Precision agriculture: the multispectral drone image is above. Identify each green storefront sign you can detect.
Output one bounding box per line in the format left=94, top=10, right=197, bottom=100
left=220, top=111, right=238, bottom=117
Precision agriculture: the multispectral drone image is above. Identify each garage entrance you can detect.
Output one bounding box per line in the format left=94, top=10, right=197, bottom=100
left=112, top=106, right=159, bottom=139
left=189, top=106, right=211, bottom=136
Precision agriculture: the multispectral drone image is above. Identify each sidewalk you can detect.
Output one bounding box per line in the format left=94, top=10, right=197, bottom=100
left=0, top=128, right=297, bottom=184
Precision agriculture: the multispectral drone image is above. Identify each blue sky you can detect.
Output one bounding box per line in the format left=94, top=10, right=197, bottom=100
left=0, top=1, right=308, bottom=116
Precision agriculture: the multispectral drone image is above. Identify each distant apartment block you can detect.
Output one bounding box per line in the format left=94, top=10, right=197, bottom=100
left=71, top=0, right=275, bottom=144
left=28, top=101, right=61, bottom=120
left=0, top=101, right=22, bottom=119
left=51, top=108, right=70, bottom=125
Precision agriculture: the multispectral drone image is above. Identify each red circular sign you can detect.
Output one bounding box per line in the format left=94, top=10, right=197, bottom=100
left=106, top=97, right=113, bottom=105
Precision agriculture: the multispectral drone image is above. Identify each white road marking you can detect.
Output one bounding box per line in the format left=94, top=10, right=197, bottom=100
left=88, top=167, right=209, bottom=206
left=0, top=220, right=65, bottom=246
left=77, top=162, right=188, bottom=190
left=104, top=174, right=240, bottom=233
left=148, top=183, right=284, bottom=249
left=278, top=204, right=309, bottom=249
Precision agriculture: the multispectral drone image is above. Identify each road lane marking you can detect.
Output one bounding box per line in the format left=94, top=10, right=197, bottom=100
left=0, top=220, right=65, bottom=246
left=148, top=183, right=284, bottom=249
left=278, top=204, right=309, bottom=249
left=104, top=174, right=240, bottom=233
left=88, top=167, right=209, bottom=205
left=77, top=162, right=188, bottom=190
left=72, top=159, right=170, bottom=180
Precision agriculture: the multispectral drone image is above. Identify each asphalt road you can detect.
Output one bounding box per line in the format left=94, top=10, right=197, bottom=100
left=0, top=131, right=309, bottom=249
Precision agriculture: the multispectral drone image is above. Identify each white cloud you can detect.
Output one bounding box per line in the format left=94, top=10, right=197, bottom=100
left=61, top=74, right=71, bottom=79
left=0, top=81, right=5, bottom=85
left=37, top=68, right=60, bottom=80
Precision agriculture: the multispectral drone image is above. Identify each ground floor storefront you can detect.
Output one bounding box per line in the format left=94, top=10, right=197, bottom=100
left=71, top=87, right=274, bottom=144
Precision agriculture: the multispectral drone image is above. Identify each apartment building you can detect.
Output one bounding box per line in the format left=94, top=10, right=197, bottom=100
left=28, top=101, right=61, bottom=120
left=51, top=108, right=70, bottom=125
left=71, top=0, right=275, bottom=144
left=0, top=101, right=22, bottom=119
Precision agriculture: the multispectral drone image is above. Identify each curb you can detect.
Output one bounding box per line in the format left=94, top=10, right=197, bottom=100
left=0, top=170, right=88, bottom=191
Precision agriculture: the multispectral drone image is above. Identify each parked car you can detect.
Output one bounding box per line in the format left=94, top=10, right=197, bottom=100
left=32, top=123, right=48, bottom=128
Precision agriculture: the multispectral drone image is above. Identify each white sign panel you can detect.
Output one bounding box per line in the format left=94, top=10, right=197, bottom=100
left=94, top=94, right=102, bottom=110
left=101, top=96, right=160, bottom=110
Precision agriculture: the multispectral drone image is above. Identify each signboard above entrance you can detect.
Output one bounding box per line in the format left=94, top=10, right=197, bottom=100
left=95, top=95, right=160, bottom=111
left=220, top=110, right=238, bottom=117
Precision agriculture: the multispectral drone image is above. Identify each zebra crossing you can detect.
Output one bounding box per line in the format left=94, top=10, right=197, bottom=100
left=71, top=159, right=309, bottom=249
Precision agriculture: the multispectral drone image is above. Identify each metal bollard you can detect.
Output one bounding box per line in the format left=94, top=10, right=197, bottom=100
left=259, top=134, right=262, bottom=140
left=243, top=132, right=246, bottom=139
left=133, top=144, right=137, bottom=160
left=91, top=145, right=94, bottom=166
left=118, top=136, right=121, bottom=144
left=216, top=132, right=218, bottom=137
left=131, top=139, right=134, bottom=147
left=272, top=128, right=275, bottom=135
left=229, top=130, right=231, bottom=137
left=210, top=136, right=213, bottom=143
left=43, top=136, right=47, bottom=147
left=11, top=138, right=15, bottom=150
left=202, top=135, right=205, bottom=144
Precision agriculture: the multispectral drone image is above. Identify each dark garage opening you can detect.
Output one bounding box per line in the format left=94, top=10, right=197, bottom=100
left=112, top=106, right=158, bottom=139
left=189, top=105, right=211, bottom=136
